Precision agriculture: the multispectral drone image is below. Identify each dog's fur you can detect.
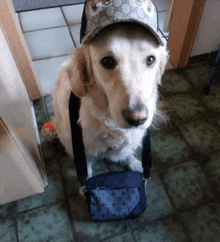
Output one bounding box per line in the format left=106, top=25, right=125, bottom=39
left=53, top=23, right=168, bottom=177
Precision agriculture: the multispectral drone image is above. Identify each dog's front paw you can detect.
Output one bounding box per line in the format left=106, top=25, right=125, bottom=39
left=127, top=157, right=143, bottom=173
left=129, top=163, right=143, bottom=173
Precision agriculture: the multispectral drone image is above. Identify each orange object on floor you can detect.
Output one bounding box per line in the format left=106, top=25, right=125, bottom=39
left=41, top=121, right=57, bottom=142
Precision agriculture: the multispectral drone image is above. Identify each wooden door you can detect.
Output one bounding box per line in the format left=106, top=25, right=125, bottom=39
left=167, top=0, right=206, bottom=67
left=0, top=0, right=42, bottom=100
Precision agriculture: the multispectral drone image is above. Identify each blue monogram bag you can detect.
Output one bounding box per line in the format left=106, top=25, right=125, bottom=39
left=85, top=171, right=146, bottom=221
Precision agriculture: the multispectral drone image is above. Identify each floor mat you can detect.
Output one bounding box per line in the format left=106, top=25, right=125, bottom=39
left=13, top=0, right=85, bottom=12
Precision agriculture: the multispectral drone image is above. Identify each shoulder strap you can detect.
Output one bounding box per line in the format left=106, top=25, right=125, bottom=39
left=69, top=92, right=88, bottom=185
left=142, top=130, right=152, bottom=179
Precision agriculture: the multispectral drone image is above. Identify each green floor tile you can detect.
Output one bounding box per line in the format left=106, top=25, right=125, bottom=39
left=160, top=161, right=214, bottom=210
left=133, top=216, right=188, bottom=242
left=128, top=169, right=174, bottom=229
left=151, top=129, right=192, bottom=167
left=16, top=160, right=64, bottom=212
left=180, top=121, right=220, bottom=155
left=0, top=218, right=17, bottom=242
left=181, top=203, right=220, bottom=242
left=182, top=64, right=212, bottom=89
left=105, top=232, right=134, bottom=242
left=68, top=197, right=127, bottom=242
left=160, top=69, right=192, bottom=95
left=204, top=152, right=220, bottom=196
left=0, top=202, right=14, bottom=219
left=17, top=203, right=74, bottom=242
left=164, top=93, right=208, bottom=124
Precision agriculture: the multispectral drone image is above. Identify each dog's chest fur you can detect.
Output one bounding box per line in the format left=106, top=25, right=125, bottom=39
left=79, top=98, right=146, bottom=161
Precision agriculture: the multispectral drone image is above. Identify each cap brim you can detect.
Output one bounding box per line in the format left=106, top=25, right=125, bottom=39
left=82, top=19, right=164, bottom=46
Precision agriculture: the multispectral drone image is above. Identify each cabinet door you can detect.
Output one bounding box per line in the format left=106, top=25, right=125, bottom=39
left=0, top=25, right=47, bottom=206
left=0, top=119, right=46, bottom=205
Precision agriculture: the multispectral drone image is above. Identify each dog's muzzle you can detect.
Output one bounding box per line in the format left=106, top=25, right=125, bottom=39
left=122, top=105, right=148, bottom=127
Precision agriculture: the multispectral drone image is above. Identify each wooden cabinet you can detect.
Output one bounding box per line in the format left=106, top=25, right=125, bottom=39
left=0, top=0, right=47, bottom=205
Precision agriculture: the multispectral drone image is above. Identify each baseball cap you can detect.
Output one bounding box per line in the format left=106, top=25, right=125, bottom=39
left=81, top=0, right=164, bottom=46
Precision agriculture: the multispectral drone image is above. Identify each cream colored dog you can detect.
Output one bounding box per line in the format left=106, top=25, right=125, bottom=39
left=53, top=23, right=168, bottom=177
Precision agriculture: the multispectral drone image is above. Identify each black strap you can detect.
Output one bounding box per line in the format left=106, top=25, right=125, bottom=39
left=142, top=130, right=152, bottom=179
left=69, top=92, right=88, bottom=185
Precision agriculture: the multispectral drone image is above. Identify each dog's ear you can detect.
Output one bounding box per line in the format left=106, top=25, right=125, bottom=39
left=66, top=45, right=93, bottom=98
left=157, top=46, right=169, bottom=85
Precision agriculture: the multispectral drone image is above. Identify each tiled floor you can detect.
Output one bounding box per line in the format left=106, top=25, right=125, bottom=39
left=1, top=1, right=220, bottom=242
left=19, top=3, right=85, bottom=95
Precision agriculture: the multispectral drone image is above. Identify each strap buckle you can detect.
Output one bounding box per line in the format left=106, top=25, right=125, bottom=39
left=79, top=185, right=87, bottom=199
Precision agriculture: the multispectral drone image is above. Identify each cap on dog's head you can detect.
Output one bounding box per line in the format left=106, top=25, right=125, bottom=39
left=81, top=0, right=163, bottom=46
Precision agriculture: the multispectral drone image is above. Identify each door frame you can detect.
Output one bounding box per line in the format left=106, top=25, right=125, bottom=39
left=167, top=0, right=206, bottom=67
left=0, top=0, right=42, bottom=100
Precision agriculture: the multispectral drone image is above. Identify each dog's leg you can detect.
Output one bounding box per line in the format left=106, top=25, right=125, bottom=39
left=126, top=155, right=143, bottom=173
left=85, top=154, right=98, bottom=178
left=87, top=160, right=93, bottom=178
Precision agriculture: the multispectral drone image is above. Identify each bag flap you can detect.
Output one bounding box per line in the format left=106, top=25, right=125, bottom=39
left=86, top=171, right=143, bottom=189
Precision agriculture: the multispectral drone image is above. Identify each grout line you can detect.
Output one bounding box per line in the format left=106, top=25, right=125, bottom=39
left=158, top=28, right=168, bottom=39
left=129, top=225, right=138, bottom=242
left=154, top=169, right=178, bottom=212
left=16, top=199, right=65, bottom=216
left=60, top=7, right=77, bottom=48
left=158, top=9, right=167, bottom=13
left=14, top=197, right=77, bottom=241
left=32, top=54, right=70, bottom=62
left=42, top=96, right=51, bottom=121
left=17, top=12, right=23, bottom=31
left=99, top=229, right=132, bottom=242
left=22, top=25, right=67, bottom=34
left=14, top=202, right=20, bottom=242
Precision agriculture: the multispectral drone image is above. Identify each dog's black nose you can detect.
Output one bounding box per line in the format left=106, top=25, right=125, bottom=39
left=122, top=106, right=148, bottom=127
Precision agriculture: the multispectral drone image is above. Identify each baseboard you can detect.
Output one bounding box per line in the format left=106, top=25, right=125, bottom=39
left=13, top=0, right=85, bottom=12
left=188, top=50, right=219, bottom=66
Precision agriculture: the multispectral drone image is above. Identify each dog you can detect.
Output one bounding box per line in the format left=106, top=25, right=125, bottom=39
left=53, top=20, right=168, bottom=179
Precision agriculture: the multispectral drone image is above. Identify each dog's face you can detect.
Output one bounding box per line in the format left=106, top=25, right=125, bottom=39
left=69, top=23, right=168, bottom=129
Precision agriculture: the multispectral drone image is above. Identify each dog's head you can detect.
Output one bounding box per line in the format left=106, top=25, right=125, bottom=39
left=68, top=23, right=168, bottom=129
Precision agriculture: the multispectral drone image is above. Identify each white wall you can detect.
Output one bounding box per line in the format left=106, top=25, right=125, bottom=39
left=191, top=0, right=220, bottom=56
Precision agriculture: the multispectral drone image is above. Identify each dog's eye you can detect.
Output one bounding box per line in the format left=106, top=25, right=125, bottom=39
left=101, top=56, right=117, bottom=70
left=146, top=56, right=155, bottom=66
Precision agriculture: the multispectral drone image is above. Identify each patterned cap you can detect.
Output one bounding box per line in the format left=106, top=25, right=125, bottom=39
left=82, top=0, right=163, bottom=46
